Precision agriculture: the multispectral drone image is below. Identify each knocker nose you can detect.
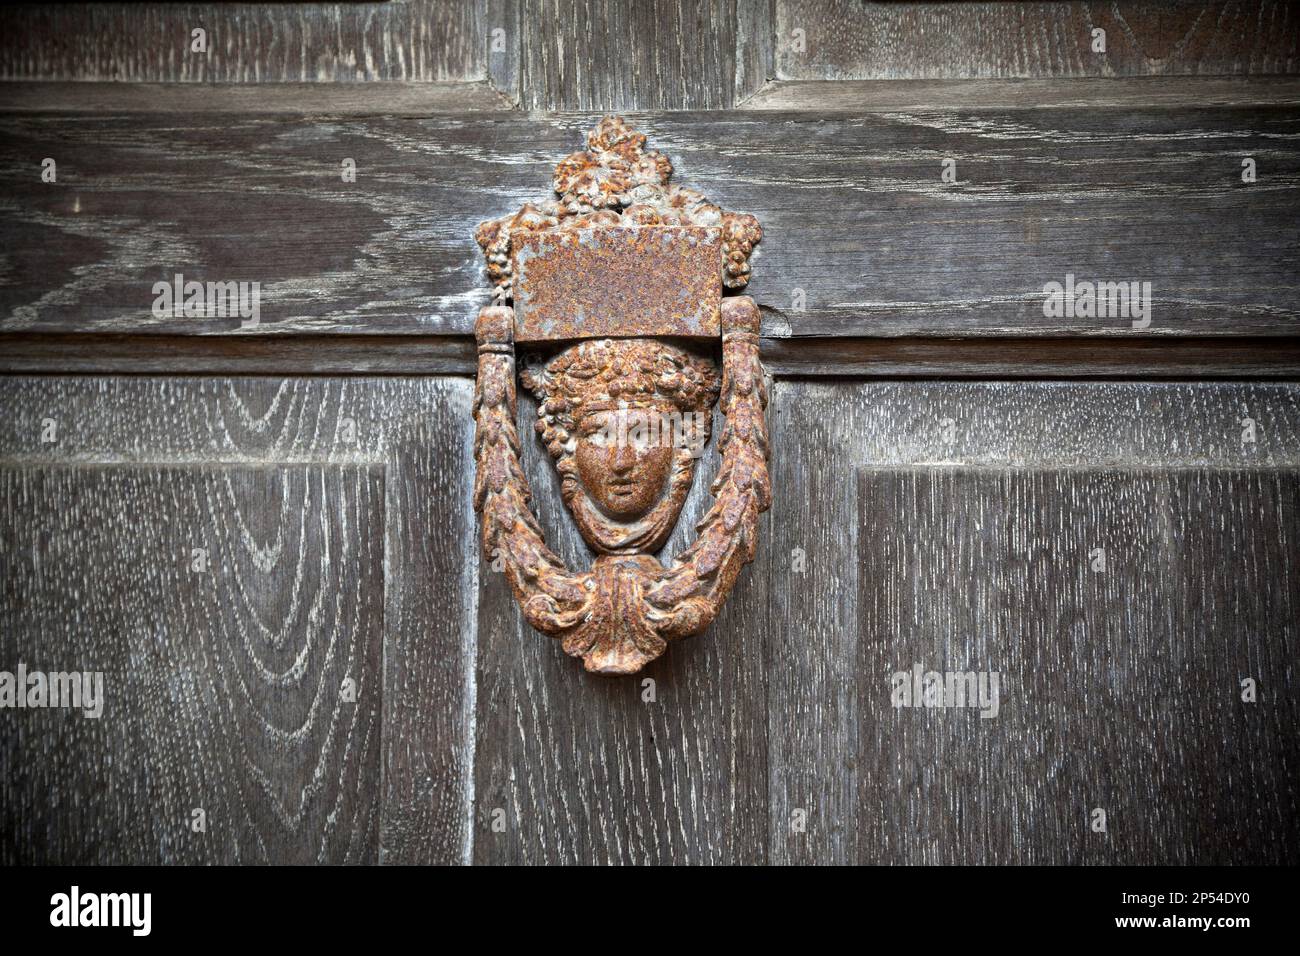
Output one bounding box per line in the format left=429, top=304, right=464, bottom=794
left=611, top=441, right=637, bottom=472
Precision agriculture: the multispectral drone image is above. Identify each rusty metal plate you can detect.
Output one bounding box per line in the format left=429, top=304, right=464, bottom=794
left=511, top=226, right=722, bottom=342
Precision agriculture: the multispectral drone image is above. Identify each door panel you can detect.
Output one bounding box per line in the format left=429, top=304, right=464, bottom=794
left=1, top=464, right=385, bottom=864
left=2, top=359, right=1296, bottom=864
left=0, top=376, right=478, bottom=864
left=775, top=1, right=1300, bottom=80
left=769, top=380, right=1300, bottom=864
left=0, top=2, right=492, bottom=84
left=854, top=466, right=1297, bottom=864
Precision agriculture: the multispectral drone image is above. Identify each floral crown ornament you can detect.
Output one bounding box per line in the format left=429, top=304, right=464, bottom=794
left=521, top=338, right=722, bottom=441
left=470, top=117, right=771, bottom=675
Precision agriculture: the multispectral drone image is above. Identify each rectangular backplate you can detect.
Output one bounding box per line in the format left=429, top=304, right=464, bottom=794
left=511, top=226, right=722, bottom=342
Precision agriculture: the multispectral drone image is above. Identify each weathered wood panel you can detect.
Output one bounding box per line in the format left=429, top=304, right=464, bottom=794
left=374, top=379, right=479, bottom=866
left=6, top=1, right=1294, bottom=93
left=0, top=463, right=387, bottom=864
left=744, top=76, right=1300, bottom=110
left=486, top=0, right=523, bottom=104
left=855, top=467, right=1298, bottom=864
left=0, top=82, right=512, bottom=115
left=735, top=0, right=776, bottom=105
left=517, top=0, right=739, bottom=110
left=472, top=391, right=769, bottom=864
left=4, top=378, right=1298, bottom=865
left=776, top=1, right=1300, bottom=81
left=0, top=376, right=477, bottom=864
left=0, top=1, right=492, bottom=83
left=769, top=380, right=1300, bottom=864
left=2, top=102, right=1298, bottom=339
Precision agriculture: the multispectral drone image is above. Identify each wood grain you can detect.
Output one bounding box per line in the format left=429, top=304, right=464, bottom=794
left=769, top=380, right=1300, bottom=864
left=4, top=376, right=1298, bottom=864
left=0, top=82, right=512, bottom=115
left=471, top=391, right=769, bottom=864
left=0, top=462, right=386, bottom=864
left=744, top=76, right=1300, bottom=110
left=487, top=0, right=523, bottom=104
left=372, top=378, right=479, bottom=865
left=855, top=467, right=1297, bottom=864
left=517, top=0, right=739, bottom=110
left=0, top=376, right=477, bottom=864
left=0, top=1, right=493, bottom=83
left=3, top=333, right=1300, bottom=379
left=735, top=0, right=776, bottom=105
left=775, top=1, right=1300, bottom=81
left=0, top=334, right=478, bottom=376
left=757, top=335, right=1300, bottom=378
left=2, top=102, right=1298, bottom=339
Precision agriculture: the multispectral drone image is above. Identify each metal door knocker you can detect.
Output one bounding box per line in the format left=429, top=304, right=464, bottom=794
left=472, top=116, right=769, bottom=675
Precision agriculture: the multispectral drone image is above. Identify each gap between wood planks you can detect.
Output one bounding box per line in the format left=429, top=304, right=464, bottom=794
left=3, top=77, right=1300, bottom=114
left=3, top=333, right=1299, bottom=378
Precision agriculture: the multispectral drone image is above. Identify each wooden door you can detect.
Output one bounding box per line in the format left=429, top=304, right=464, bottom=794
left=1, top=1, right=1298, bottom=865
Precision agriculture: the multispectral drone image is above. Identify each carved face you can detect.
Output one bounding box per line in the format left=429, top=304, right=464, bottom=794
left=523, top=338, right=721, bottom=555
left=574, top=408, right=676, bottom=520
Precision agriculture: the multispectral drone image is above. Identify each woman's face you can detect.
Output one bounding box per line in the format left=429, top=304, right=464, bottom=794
left=574, top=408, right=674, bottom=520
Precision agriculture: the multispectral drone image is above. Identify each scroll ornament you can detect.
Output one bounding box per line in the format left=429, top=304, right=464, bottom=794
left=472, top=117, right=770, bottom=675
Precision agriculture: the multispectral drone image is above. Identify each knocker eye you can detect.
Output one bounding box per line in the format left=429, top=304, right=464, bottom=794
left=471, top=116, right=769, bottom=676
left=585, top=426, right=615, bottom=449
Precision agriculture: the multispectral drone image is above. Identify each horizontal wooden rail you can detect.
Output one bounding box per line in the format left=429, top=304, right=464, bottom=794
left=4, top=333, right=1299, bottom=378
left=2, top=95, right=1297, bottom=343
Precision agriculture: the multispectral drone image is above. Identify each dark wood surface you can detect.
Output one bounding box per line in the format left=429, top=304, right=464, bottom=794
left=3, top=375, right=1298, bottom=863
left=518, top=0, right=739, bottom=110
left=471, top=394, right=770, bottom=864
left=1, top=462, right=386, bottom=864
left=0, top=334, right=478, bottom=376
left=7, top=2, right=1294, bottom=102
left=853, top=466, right=1298, bottom=864
left=0, top=0, right=767, bottom=110
left=0, top=376, right=477, bottom=864
left=775, top=1, right=1300, bottom=81
left=7, top=333, right=1300, bottom=379
left=0, top=81, right=511, bottom=114
left=2, top=1, right=1298, bottom=868
left=758, top=335, right=1300, bottom=378
left=735, top=0, right=776, bottom=105
left=745, top=76, right=1300, bottom=110
left=3, top=95, right=1298, bottom=341
left=0, top=1, right=492, bottom=84
left=769, top=379, right=1300, bottom=864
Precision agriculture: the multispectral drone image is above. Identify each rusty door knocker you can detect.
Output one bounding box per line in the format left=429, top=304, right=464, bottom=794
left=472, top=117, right=769, bottom=675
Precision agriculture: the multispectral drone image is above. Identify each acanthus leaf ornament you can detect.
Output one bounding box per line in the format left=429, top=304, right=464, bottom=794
left=472, top=117, right=769, bottom=675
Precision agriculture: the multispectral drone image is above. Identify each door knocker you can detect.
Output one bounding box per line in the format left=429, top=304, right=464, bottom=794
left=472, top=117, right=769, bottom=675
